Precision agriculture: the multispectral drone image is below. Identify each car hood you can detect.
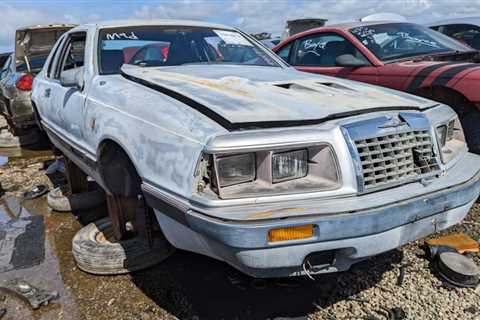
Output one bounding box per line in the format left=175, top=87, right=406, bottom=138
left=121, top=64, right=437, bottom=129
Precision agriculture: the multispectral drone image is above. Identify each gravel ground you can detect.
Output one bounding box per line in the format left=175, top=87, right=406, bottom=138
left=1, top=146, right=479, bottom=320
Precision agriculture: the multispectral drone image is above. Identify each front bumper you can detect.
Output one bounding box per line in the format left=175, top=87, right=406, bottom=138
left=148, top=153, right=480, bottom=278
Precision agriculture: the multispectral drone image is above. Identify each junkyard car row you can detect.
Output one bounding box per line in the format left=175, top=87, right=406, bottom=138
left=0, top=18, right=479, bottom=279
left=0, top=24, right=75, bottom=134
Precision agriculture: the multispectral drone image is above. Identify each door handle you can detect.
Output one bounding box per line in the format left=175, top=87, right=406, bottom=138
left=44, top=88, right=51, bottom=98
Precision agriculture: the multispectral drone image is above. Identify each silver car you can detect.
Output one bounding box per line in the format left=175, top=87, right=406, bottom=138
left=0, top=24, right=75, bottom=134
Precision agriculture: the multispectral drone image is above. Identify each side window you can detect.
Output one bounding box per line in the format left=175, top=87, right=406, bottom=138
left=0, top=56, right=10, bottom=80
left=276, top=42, right=292, bottom=63
left=55, top=32, right=86, bottom=79
left=293, top=33, right=369, bottom=67
left=442, top=24, right=480, bottom=50
left=47, top=35, right=66, bottom=79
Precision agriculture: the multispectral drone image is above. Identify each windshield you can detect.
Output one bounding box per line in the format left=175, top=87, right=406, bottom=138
left=349, top=23, right=473, bottom=61
left=98, top=26, right=279, bottom=74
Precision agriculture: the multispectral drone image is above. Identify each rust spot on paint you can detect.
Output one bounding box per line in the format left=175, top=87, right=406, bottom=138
left=247, top=207, right=305, bottom=220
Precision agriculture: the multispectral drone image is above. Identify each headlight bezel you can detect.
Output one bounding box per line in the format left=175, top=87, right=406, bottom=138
left=207, top=143, right=341, bottom=199
left=435, top=115, right=467, bottom=164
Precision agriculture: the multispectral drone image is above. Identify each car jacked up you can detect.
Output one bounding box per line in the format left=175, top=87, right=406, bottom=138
left=32, top=20, right=480, bottom=278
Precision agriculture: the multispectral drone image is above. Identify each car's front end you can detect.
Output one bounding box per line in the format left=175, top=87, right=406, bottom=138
left=107, top=22, right=480, bottom=278
left=144, top=101, right=480, bottom=278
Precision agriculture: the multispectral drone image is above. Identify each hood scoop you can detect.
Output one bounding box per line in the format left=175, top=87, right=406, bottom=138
left=273, top=83, right=317, bottom=92
left=274, top=82, right=354, bottom=92
left=317, top=82, right=354, bottom=91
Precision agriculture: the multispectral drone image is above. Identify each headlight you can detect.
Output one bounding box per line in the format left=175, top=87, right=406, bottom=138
left=272, top=149, right=308, bottom=183
left=436, top=116, right=466, bottom=163
left=215, top=153, right=255, bottom=187
left=207, top=144, right=340, bottom=199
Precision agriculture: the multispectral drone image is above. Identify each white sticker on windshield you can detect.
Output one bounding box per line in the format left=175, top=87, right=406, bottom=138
left=105, top=32, right=139, bottom=40
left=214, top=30, right=252, bottom=46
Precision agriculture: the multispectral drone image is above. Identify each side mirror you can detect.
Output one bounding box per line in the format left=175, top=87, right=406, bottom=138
left=335, top=54, right=369, bottom=67
left=60, top=67, right=84, bottom=89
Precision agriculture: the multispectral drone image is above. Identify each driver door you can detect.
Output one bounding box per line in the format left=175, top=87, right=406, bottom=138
left=49, top=31, right=88, bottom=151
left=283, top=33, right=378, bottom=84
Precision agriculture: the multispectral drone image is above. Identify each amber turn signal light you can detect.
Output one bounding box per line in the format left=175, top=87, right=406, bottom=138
left=268, top=224, right=314, bottom=242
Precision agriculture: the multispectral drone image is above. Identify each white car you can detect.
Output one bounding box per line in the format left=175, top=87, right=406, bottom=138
left=32, top=20, right=480, bottom=278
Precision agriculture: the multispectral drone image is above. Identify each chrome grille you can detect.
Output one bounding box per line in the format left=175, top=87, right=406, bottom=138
left=354, top=130, right=440, bottom=189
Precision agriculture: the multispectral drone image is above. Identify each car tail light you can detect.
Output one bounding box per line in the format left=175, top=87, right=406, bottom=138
left=16, top=74, right=33, bottom=91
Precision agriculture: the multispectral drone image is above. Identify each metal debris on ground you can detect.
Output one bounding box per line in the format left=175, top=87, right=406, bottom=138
left=425, top=233, right=479, bottom=254
left=434, top=251, right=480, bottom=288
left=44, top=158, right=65, bottom=175
left=0, top=279, right=58, bottom=309
left=2, top=196, right=22, bottom=219
left=0, top=215, right=45, bottom=272
left=22, top=184, right=49, bottom=200
left=396, top=263, right=410, bottom=286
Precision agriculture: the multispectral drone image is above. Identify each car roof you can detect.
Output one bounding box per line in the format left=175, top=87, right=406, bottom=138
left=427, top=16, right=480, bottom=27
left=76, top=19, right=235, bottom=31
left=276, top=20, right=416, bottom=45
left=322, top=20, right=415, bottom=31
left=16, top=24, right=77, bottom=32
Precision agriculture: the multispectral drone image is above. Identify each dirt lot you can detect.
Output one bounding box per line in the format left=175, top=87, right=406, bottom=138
left=0, top=139, right=480, bottom=320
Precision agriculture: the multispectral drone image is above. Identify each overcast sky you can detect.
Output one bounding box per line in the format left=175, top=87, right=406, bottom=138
left=2, top=0, right=480, bottom=52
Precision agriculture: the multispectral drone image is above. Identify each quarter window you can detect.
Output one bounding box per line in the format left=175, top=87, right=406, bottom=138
left=276, top=42, right=293, bottom=63
left=293, top=33, right=368, bottom=67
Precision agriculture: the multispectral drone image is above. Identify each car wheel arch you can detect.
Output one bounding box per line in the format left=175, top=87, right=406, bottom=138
left=30, top=101, right=44, bottom=131
left=97, top=138, right=142, bottom=197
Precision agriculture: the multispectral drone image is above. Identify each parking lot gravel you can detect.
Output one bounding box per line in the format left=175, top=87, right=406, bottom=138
left=1, top=143, right=479, bottom=320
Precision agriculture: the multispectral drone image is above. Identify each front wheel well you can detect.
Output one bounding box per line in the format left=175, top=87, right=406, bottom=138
left=97, top=139, right=141, bottom=197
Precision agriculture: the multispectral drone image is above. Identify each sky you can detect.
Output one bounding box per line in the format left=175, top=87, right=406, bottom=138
left=2, top=0, right=480, bottom=52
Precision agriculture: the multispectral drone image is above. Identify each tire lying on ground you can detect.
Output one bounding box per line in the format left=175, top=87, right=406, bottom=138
left=72, top=217, right=174, bottom=275
left=47, top=185, right=106, bottom=212
left=0, top=128, right=38, bottom=148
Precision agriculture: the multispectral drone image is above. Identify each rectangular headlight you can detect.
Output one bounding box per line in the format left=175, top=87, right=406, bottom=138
left=436, top=117, right=466, bottom=163
left=272, top=149, right=308, bottom=183
left=215, top=153, right=255, bottom=187
left=436, top=124, right=448, bottom=147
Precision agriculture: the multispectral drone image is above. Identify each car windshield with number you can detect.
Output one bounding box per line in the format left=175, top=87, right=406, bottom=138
left=349, top=23, right=473, bottom=62
left=98, top=26, right=279, bottom=74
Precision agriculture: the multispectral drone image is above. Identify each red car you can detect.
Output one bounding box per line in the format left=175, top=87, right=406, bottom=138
left=274, top=21, right=480, bottom=153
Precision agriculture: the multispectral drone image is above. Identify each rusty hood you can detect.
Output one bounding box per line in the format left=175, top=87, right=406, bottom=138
left=15, top=24, right=76, bottom=69
left=121, top=64, right=438, bottom=129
